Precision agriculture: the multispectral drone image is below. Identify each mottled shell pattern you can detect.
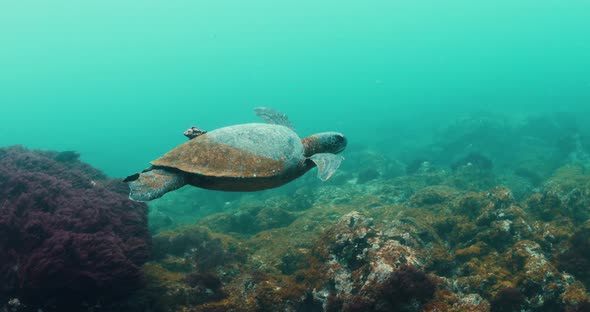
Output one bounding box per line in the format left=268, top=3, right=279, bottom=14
left=151, top=123, right=303, bottom=178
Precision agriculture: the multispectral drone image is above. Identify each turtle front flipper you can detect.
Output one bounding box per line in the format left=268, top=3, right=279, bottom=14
left=254, top=107, right=295, bottom=130
left=125, top=168, right=186, bottom=202
left=309, top=153, right=344, bottom=181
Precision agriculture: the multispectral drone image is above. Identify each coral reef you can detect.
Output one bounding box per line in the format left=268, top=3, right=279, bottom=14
left=6, top=112, right=590, bottom=311
left=558, top=221, right=590, bottom=287
left=131, top=152, right=590, bottom=311
left=489, top=287, right=525, bottom=312
left=0, top=146, right=150, bottom=310
left=450, top=152, right=494, bottom=171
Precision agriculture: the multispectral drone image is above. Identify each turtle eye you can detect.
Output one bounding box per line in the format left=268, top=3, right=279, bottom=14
left=329, top=134, right=346, bottom=153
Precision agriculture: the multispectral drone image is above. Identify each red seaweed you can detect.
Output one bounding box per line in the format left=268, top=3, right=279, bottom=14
left=0, top=145, right=150, bottom=309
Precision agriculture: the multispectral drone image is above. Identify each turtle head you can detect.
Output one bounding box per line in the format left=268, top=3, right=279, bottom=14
left=302, top=132, right=347, bottom=157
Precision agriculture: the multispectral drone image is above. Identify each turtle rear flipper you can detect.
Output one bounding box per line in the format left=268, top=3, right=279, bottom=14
left=127, top=169, right=185, bottom=201
left=254, top=107, right=295, bottom=130
left=310, top=153, right=344, bottom=181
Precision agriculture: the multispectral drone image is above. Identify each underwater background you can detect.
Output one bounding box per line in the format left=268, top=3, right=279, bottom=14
left=2, top=0, right=590, bottom=311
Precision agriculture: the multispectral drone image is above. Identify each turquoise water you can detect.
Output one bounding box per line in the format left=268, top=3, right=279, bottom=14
left=1, top=0, right=590, bottom=177
left=3, top=2, right=590, bottom=311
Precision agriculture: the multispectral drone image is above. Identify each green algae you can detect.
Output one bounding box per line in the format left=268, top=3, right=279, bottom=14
left=131, top=158, right=590, bottom=311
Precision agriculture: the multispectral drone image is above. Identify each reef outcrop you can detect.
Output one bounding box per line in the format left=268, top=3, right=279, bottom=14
left=130, top=158, right=590, bottom=311
left=0, top=146, right=150, bottom=311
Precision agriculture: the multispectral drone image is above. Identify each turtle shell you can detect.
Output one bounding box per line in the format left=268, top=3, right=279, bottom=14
left=151, top=123, right=304, bottom=178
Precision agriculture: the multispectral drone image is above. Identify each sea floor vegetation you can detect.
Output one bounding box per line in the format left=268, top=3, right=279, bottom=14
left=2, top=113, right=590, bottom=311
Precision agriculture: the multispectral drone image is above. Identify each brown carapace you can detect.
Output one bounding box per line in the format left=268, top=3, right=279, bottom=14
left=124, top=108, right=347, bottom=202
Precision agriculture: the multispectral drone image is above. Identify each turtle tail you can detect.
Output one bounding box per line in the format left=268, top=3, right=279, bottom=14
left=125, top=168, right=185, bottom=202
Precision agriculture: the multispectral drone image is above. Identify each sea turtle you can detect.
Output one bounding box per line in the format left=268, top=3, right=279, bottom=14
left=124, top=107, right=347, bottom=202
